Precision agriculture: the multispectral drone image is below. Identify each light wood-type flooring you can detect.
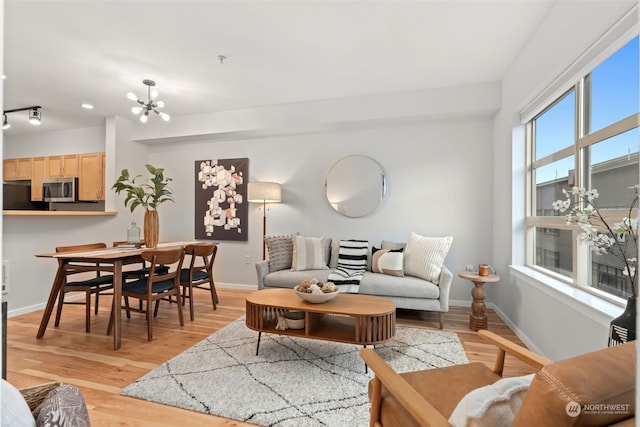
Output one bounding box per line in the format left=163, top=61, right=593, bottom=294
left=6, top=288, right=536, bottom=426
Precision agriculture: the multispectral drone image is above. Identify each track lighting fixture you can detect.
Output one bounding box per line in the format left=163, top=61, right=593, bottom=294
left=127, top=79, right=170, bottom=123
left=2, top=106, right=42, bottom=130
left=29, top=108, right=41, bottom=125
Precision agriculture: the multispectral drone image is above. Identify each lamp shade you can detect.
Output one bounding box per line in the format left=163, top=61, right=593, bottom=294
left=248, top=182, right=282, bottom=203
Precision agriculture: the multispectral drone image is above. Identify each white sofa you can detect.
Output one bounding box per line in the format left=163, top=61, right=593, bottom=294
left=255, top=236, right=453, bottom=329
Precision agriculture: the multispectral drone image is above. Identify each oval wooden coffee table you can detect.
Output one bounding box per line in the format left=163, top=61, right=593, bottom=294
left=246, top=288, right=396, bottom=355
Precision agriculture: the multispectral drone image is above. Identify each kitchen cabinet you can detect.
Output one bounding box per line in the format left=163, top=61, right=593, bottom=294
left=47, top=155, right=78, bottom=178
left=31, top=157, right=46, bottom=201
left=79, top=152, right=105, bottom=201
left=4, top=158, right=32, bottom=180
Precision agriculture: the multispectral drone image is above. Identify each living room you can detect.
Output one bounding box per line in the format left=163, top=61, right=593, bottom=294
left=1, top=1, right=638, bottom=425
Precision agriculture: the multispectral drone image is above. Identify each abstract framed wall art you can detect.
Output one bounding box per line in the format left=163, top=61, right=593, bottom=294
left=194, top=158, right=248, bottom=241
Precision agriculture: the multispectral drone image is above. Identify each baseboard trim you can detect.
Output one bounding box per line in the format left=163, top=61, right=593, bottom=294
left=487, top=302, right=545, bottom=357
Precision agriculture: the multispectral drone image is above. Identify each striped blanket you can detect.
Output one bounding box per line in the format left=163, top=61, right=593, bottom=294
left=327, top=240, right=368, bottom=286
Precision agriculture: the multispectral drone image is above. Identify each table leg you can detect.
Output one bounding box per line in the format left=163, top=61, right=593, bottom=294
left=255, top=332, right=262, bottom=356
left=469, top=280, right=488, bottom=331
left=36, top=259, right=67, bottom=339
left=113, top=260, right=123, bottom=350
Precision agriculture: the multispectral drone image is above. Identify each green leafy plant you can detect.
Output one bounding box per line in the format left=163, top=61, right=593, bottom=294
left=112, top=164, right=174, bottom=212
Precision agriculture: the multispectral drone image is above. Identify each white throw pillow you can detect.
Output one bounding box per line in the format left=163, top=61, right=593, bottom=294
left=1, top=379, right=37, bottom=427
left=371, top=247, right=404, bottom=277
left=403, top=232, right=453, bottom=284
left=448, top=374, right=535, bottom=427
left=291, top=236, right=329, bottom=271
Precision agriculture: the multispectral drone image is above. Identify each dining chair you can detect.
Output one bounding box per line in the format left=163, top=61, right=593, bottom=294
left=54, top=242, right=114, bottom=333
left=108, top=247, right=185, bottom=341
left=180, top=242, right=219, bottom=321
left=113, top=240, right=169, bottom=318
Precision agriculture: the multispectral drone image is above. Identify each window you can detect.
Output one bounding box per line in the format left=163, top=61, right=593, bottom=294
left=526, top=35, right=639, bottom=302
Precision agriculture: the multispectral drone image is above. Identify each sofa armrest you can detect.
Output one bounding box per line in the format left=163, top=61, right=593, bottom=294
left=360, top=349, right=451, bottom=427
left=437, top=265, right=453, bottom=312
left=255, top=260, right=270, bottom=290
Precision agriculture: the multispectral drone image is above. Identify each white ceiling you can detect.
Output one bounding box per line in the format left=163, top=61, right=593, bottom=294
left=3, top=0, right=556, bottom=135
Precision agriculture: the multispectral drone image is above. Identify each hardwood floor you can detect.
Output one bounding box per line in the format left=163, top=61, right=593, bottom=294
left=6, top=288, right=536, bottom=426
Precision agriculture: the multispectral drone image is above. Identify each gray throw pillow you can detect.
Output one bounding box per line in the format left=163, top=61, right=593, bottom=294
left=33, top=384, right=90, bottom=427
left=264, top=235, right=293, bottom=272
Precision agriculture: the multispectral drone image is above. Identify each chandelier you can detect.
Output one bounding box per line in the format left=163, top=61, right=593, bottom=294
left=127, top=79, right=170, bottom=123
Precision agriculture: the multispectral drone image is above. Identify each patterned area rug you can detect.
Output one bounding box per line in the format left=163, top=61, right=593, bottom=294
left=121, top=316, right=468, bottom=426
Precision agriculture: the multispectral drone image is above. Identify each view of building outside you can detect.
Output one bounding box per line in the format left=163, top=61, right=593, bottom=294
left=528, top=35, right=638, bottom=300
left=535, top=151, right=638, bottom=298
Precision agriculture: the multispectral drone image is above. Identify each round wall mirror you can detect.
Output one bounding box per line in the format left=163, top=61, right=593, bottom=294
left=324, top=155, right=386, bottom=218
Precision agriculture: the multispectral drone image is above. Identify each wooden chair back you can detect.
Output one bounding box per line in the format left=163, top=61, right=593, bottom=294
left=185, top=242, right=217, bottom=274
left=141, top=247, right=185, bottom=283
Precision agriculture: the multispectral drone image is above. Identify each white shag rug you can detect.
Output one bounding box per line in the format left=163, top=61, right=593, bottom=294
left=121, top=316, right=468, bottom=426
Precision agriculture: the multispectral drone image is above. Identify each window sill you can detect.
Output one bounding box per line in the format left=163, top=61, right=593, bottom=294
left=509, top=265, right=625, bottom=322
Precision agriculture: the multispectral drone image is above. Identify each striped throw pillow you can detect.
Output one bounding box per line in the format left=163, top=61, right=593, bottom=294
left=291, top=236, right=329, bottom=271
left=403, top=232, right=453, bottom=284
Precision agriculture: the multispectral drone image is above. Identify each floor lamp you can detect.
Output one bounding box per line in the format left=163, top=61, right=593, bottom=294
left=248, top=182, right=282, bottom=260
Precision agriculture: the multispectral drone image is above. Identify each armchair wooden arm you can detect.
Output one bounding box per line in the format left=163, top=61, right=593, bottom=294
left=360, top=348, right=450, bottom=427
left=477, top=330, right=551, bottom=375
left=360, top=330, right=551, bottom=427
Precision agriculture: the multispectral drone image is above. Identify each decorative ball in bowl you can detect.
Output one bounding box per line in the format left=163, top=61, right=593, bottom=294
left=294, top=280, right=339, bottom=304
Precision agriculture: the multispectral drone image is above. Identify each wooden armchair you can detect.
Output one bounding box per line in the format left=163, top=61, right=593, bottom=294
left=360, top=330, right=635, bottom=427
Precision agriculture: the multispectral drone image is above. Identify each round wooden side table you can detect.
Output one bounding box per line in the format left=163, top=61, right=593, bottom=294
left=458, top=271, right=500, bottom=331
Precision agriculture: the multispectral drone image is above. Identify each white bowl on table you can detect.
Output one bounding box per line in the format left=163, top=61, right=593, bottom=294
left=293, top=285, right=340, bottom=303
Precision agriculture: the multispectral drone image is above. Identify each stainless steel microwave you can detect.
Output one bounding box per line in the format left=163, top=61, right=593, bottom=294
left=43, top=177, right=78, bottom=202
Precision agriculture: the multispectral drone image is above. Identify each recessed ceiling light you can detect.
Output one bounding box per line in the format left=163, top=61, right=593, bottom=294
left=81, top=103, right=94, bottom=109
left=2, top=75, right=5, bottom=80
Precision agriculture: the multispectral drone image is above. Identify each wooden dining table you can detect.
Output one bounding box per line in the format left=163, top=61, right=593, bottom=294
left=35, top=241, right=196, bottom=350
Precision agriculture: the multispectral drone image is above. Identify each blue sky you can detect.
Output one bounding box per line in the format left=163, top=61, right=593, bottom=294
left=535, top=36, right=639, bottom=185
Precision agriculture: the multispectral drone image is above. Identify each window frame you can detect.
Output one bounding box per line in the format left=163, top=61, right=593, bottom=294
left=525, top=37, right=639, bottom=306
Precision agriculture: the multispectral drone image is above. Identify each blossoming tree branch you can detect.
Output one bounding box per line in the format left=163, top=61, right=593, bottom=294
left=553, top=185, right=638, bottom=298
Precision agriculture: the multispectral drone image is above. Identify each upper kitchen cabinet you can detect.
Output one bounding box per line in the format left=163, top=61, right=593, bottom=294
left=31, top=157, right=46, bottom=201
left=47, top=154, right=78, bottom=178
left=4, top=158, right=33, bottom=180
left=78, top=152, right=105, bottom=201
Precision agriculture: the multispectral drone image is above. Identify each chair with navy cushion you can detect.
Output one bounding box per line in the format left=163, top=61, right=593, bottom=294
left=108, top=247, right=185, bottom=341
left=179, top=242, right=218, bottom=321
left=54, top=242, right=114, bottom=333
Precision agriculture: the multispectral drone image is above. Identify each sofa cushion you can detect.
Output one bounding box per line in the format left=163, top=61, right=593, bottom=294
left=381, top=240, right=406, bottom=251
left=359, top=272, right=440, bottom=299
left=372, top=247, right=404, bottom=277
left=448, top=374, right=534, bottom=427
left=513, top=341, right=635, bottom=426
left=264, top=235, right=293, bottom=272
left=33, top=384, right=90, bottom=427
left=291, top=236, right=329, bottom=271
left=264, top=268, right=331, bottom=288
left=404, top=232, right=453, bottom=284
left=1, top=379, right=36, bottom=427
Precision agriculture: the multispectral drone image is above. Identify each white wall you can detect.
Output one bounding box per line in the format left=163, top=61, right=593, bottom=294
left=148, top=118, right=494, bottom=297
left=2, top=87, right=496, bottom=317
left=491, top=0, right=637, bottom=360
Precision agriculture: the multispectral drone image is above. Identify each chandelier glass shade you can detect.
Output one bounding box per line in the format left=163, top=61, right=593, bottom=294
left=127, top=79, right=170, bottom=123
